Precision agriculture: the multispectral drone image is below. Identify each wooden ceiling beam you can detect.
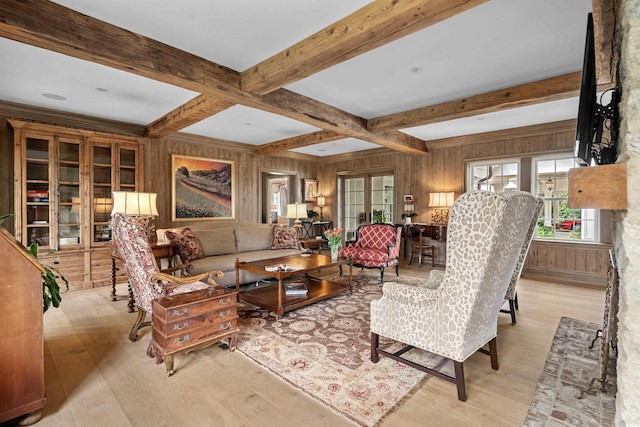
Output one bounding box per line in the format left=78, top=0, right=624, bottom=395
left=255, top=130, right=343, bottom=155
left=145, top=95, right=235, bottom=138
left=241, top=0, right=488, bottom=95
left=367, top=72, right=582, bottom=131
left=592, top=0, right=618, bottom=85
left=0, top=0, right=426, bottom=154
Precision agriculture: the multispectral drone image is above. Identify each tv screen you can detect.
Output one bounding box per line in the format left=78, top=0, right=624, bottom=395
left=574, top=13, right=597, bottom=167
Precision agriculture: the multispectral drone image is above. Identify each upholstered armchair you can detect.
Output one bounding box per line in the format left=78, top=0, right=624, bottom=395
left=338, top=223, right=402, bottom=282
left=111, top=213, right=224, bottom=342
left=370, top=191, right=541, bottom=401
left=501, top=198, right=543, bottom=323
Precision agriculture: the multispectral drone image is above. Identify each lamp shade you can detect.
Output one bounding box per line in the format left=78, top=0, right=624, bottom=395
left=316, top=195, right=326, bottom=207
left=111, top=191, right=158, bottom=216
left=428, top=192, right=455, bottom=208
left=286, top=203, right=308, bottom=219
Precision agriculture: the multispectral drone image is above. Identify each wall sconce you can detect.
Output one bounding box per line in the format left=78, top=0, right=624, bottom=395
left=429, top=192, right=454, bottom=224
left=316, top=195, right=326, bottom=220
left=545, top=179, right=554, bottom=193
left=286, top=202, right=308, bottom=230
left=111, top=191, right=159, bottom=242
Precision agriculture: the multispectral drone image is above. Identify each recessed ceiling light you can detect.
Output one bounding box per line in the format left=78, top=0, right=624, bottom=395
left=409, top=66, right=423, bottom=74
left=477, top=116, right=485, bottom=121
left=96, top=87, right=109, bottom=92
left=317, top=149, right=327, bottom=152
left=243, top=122, right=252, bottom=126
left=42, top=93, right=66, bottom=101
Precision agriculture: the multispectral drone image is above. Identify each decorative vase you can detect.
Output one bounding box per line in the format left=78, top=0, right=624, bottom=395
left=330, top=243, right=339, bottom=262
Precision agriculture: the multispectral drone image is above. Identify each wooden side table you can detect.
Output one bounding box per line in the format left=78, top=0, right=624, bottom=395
left=147, top=287, right=238, bottom=376
left=300, top=237, right=323, bottom=254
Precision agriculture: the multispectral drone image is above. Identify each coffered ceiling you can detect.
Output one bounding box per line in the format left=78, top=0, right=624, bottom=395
left=0, top=0, right=607, bottom=158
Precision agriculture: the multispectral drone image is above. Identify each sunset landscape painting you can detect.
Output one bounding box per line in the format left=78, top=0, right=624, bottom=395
left=171, top=154, right=234, bottom=221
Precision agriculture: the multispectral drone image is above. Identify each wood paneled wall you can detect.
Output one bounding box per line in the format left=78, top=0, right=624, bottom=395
left=0, top=106, right=611, bottom=287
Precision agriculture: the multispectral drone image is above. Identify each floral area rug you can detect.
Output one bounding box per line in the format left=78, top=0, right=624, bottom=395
left=235, top=271, right=448, bottom=427
left=524, top=317, right=616, bottom=426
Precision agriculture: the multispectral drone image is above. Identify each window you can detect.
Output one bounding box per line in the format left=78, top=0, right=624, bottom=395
left=468, top=160, right=520, bottom=192
left=533, top=156, right=597, bottom=242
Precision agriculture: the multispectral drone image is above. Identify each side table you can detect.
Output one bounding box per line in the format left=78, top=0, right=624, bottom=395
left=147, top=287, right=238, bottom=376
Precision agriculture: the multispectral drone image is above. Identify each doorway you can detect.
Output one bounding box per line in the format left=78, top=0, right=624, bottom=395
left=261, top=171, right=298, bottom=224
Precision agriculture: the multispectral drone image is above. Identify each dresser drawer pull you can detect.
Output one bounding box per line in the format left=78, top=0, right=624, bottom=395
left=219, top=321, right=232, bottom=330
left=218, top=297, right=231, bottom=305
left=173, top=321, right=189, bottom=331
left=218, top=309, right=232, bottom=317
left=174, top=334, right=190, bottom=344
left=172, top=308, right=189, bottom=317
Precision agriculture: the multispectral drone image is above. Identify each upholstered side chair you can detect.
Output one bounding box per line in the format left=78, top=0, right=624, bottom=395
left=370, top=191, right=542, bottom=401
left=338, top=223, right=402, bottom=282
left=501, top=197, right=543, bottom=323
left=111, top=213, right=224, bottom=342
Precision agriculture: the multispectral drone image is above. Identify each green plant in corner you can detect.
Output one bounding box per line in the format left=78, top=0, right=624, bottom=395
left=0, top=214, right=68, bottom=312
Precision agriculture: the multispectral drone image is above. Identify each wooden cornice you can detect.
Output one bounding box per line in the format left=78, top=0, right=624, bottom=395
left=368, top=72, right=582, bottom=131
left=241, top=0, right=488, bottom=95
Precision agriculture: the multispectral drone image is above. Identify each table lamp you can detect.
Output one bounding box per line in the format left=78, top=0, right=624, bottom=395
left=428, top=192, right=454, bottom=224
left=286, top=203, right=308, bottom=231
left=317, top=195, right=326, bottom=220
left=111, top=191, right=159, bottom=241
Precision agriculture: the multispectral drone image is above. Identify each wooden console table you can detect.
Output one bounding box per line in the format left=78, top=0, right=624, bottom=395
left=111, top=242, right=179, bottom=312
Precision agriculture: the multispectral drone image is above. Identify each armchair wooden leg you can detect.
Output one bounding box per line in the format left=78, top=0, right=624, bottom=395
left=339, top=265, right=343, bottom=276
left=488, top=337, right=499, bottom=370
left=514, top=293, right=519, bottom=310
left=431, top=246, right=435, bottom=267
left=395, top=264, right=399, bottom=277
left=371, top=332, right=380, bottom=363
left=129, top=308, right=149, bottom=342
left=509, top=300, right=517, bottom=324
left=379, top=268, right=384, bottom=283
left=454, top=362, right=467, bottom=401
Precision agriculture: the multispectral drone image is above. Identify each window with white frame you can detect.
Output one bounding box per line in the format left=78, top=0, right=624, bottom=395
left=533, top=155, right=597, bottom=242
left=468, top=160, right=520, bottom=192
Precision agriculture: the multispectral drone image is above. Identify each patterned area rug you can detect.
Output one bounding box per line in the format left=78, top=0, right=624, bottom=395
left=235, top=271, right=448, bottom=427
left=524, top=317, right=616, bottom=426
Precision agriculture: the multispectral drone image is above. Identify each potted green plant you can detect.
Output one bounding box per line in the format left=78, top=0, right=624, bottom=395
left=401, top=212, right=418, bottom=224
left=0, top=214, right=68, bottom=312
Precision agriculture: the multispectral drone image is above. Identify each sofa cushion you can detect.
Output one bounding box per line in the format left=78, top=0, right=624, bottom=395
left=192, top=228, right=237, bottom=256
left=235, top=226, right=273, bottom=252
left=270, top=225, right=302, bottom=250
left=165, top=228, right=205, bottom=263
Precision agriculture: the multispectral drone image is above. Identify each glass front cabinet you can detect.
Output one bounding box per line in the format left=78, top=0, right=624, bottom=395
left=10, top=120, right=144, bottom=289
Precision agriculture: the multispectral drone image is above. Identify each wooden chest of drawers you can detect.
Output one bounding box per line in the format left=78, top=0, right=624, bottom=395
left=147, top=287, right=238, bottom=376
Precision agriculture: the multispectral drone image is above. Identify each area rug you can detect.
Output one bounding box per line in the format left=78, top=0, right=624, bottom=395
left=523, top=316, right=616, bottom=427
left=235, top=271, right=449, bottom=427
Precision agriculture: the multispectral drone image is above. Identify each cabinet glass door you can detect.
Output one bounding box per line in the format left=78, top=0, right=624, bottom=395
left=58, top=140, right=81, bottom=247
left=25, top=137, right=51, bottom=247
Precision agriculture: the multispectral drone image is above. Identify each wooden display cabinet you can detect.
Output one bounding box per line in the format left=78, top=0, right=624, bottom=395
left=10, top=120, right=144, bottom=289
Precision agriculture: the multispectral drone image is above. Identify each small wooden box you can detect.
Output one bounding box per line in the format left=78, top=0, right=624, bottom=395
left=148, top=287, right=238, bottom=375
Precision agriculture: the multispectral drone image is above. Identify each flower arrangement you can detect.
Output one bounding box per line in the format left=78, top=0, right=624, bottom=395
left=323, top=227, right=344, bottom=247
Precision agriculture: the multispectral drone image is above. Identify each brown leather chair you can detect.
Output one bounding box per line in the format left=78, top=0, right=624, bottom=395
left=408, top=225, right=435, bottom=267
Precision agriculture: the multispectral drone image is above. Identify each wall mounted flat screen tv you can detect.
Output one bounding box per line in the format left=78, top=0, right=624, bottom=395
left=574, top=13, right=620, bottom=167
left=574, top=13, right=597, bottom=166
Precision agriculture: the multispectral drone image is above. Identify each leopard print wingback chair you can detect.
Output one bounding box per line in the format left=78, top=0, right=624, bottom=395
left=370, top=191, right=542, bottom=401
left=338, top=223, right=402, bottom=282
left=111, top=213, right=223, bottom=342
left=501, top=197, right=543, bottom=323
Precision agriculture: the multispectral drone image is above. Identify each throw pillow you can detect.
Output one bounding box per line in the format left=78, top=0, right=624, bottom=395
left=270, top=225, right=302, bottom=250
left=165, top=228, right=205, bottom=263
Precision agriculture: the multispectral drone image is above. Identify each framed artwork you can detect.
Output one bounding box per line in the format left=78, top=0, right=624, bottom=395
left=171, top=154, right=235, bottom=221
left=404, top=194, right=414, bottom=202
left=304, top=179, right=318, bottom=202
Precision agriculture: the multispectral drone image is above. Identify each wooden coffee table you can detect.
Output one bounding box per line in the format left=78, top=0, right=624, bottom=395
left=235, top=254, right=352, bottom=316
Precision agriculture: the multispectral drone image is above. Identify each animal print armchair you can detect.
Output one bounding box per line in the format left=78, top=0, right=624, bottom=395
left=370, top=191, right=541, bottom=401
left=111, top=213, right=224, bottom=342
left=502, top=198, right=543, bottom=323
left=338, top=223, right=402, bottom=282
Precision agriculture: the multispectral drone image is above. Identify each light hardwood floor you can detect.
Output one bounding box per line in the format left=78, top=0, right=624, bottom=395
left=13, top=261, right=605, bottom=427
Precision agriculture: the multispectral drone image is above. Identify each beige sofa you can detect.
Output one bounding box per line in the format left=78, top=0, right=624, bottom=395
left=157, top=222, right=302, bottom=287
